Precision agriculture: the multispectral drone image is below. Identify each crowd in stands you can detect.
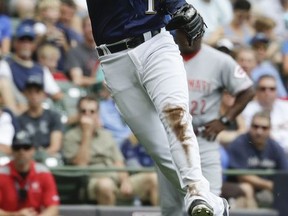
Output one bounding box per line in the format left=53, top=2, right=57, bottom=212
left=0, top=0, right=288, bottom=214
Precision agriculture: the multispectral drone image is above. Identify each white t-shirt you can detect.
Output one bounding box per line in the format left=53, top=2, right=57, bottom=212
left=188, top=0, right=233, bottom=38
left=0, top=112, right=15, bottom=146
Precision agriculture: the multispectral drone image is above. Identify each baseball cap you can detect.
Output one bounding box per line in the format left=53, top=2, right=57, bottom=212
left=24, top=75, right=44, bottom=90
left=250, top=33, right=269, bottom=46
left=15, top=23, right=36, bottom=40
left=216, top=38, right=234, bottom=51
left=12, top=130, right=33, bottom=148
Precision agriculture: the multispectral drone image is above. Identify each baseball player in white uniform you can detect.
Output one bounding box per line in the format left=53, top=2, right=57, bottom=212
left=86, top=1, right=230, bottom=215
left=157, top=29, right=255, bottom=215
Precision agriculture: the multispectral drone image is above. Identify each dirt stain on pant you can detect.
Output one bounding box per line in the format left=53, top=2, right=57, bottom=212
left=163, top=105, right=191, bottom=165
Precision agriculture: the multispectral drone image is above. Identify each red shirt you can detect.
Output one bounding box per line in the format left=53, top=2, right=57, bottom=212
left=0, top=161, right=59, bottom=212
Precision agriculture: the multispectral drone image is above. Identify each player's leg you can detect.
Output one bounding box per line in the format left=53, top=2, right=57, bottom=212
left=127, top=31, right=226, bottom=215
left=199, top=138, right=222, bottom=196
left=157, top=138, right=223, bottom=216
left=156, top=165, right=185, bottom=216
left=99, top=50, right=189, bottom=215
left=99, top=33, right=227, bottom=215
left=99, top=51, right=183, bottom=192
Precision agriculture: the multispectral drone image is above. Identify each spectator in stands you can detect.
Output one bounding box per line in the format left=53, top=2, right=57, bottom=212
left=242, top=75, right=288, bottom=156
left=0, top=103, right=18, bottom=158
left=0, top=77, right=19, bottom=114
left=235, top=46, right=257, bottom=77
left=0, top=22, right=63, bottom=114
left=250, top=33, right=288, bottom=98
left=94, top=82, right=132, bottom=148
left=0, top=130, right=59, bottom=215
left=64, top=16, right=99, bottom=87
left=37, top=43, right=68, bottom=81
left=121, top=134, right=154, bottom=168
left=34, top=0, right=75, bottom=71
left=248, top=0, right=287, bottom=41
left=37, top=42, right=84, bottom=126
left=222, top=0, right=254, bottom=48
left=228, top=111, right=288, bottom=207
left=188, top=0, right=233, bottom=46
left=0, top=0, right=12, bottom=57
left=252, top=15, right=282, bottom=66
left=280, top=35, right=288, bottom=91
left=73, top=0, right=88, bottom=16
left=63, top=96, right=158, bottom=206
left=13, top=0, right=36, bottom=21
left=59, top=0, right=83, bottom=39
left=18, top=75, right=64, bottom=165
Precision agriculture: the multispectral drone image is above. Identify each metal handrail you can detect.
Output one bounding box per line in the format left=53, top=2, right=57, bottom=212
left=50, top=166, right=280, bottom=176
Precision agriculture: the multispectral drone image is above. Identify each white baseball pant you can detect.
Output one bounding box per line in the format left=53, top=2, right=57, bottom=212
left=98, top=30, right=224, bottom=215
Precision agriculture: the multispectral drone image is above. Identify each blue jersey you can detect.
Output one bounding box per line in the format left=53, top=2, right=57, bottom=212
left=86, top=0, right=186, bottom=45
left=228, top=133, right=288, bottom=171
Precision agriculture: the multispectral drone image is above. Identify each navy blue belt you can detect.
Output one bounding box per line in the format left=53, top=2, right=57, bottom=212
left=96, top=29, right=161, bottom=56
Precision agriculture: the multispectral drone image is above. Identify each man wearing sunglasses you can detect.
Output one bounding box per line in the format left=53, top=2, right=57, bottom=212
left=242, top=74, right=288, bottom=157
left=0, top=130, right=59, bottom=216
left=227, top=111, right=288, bottom=207
left=0, top=22, right=63, bottom=114
left=63, top=95, right=158, bottom=206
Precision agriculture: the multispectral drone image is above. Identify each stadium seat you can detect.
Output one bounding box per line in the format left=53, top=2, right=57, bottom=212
left=53, top=172, right=88, bottom=204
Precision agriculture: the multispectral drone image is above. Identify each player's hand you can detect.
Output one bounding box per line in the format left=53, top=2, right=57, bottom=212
left=203, top=119, right=226, bottom=141
left=119, top=178, right=133, bottom=197
left=16, top=208, right=38, bottom=216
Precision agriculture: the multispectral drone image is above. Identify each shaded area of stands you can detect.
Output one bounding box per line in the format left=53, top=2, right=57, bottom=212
left=59, top=205, right=278, bottom=216
left=51, top=167, right=288, bottom=216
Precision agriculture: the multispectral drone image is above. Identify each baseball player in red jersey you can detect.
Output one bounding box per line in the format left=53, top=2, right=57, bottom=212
left=157, top=27, right=255, bottom=215
left=86, top=0, right=231, bottom=215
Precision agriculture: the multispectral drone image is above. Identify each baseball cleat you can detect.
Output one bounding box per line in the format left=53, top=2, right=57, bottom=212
left=188, top=199, right=213, bottom=216
left=222, top=198, right=230, bottom=216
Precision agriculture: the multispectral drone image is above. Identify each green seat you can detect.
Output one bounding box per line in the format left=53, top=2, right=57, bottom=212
left=54, top=81, right=88, bottom=117
left=53, top=172, right=88, bottom=204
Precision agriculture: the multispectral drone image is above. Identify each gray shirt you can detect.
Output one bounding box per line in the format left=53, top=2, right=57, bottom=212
left=184, top=44, right=253, bottom=127
left=64, top=43, right=98, bottom=77
left=18, top=109, right=64, bottom=148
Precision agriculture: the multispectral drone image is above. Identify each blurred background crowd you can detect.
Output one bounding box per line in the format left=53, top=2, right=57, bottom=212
left=0, top=0, right=288, bottom=213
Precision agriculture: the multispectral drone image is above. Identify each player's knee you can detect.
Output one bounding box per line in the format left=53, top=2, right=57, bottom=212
left=162, top=105, right=189, bottom=142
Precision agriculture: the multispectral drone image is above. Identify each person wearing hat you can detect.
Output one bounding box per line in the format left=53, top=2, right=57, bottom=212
left=17, top=75, right=64, bottom=165
left=0, top=130, right=59, bottom=216
left=0, top=21, right=63, bottom=114
left=250, top=33, right=288, bottom=99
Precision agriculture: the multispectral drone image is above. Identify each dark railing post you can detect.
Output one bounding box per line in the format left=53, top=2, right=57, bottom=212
left=273, top=172, right=288, bottom=216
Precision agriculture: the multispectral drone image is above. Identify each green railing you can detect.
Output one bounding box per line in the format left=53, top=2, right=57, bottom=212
left=50, top=166, right=278, bottom=176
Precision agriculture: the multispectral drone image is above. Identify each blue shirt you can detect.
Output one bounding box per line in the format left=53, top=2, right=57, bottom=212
left=281, top=40, right=288, bottom=54
left=86, top=0, right=186, bottom=44
left=6, top=57, right=44, bottom=91
left=228, top=133, right=288, bottom=171
left=121, top=138, right=154, bottom=167
left=0, top=15, right=12, bottom=43
left=99, top=98, right=132, bottom=147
